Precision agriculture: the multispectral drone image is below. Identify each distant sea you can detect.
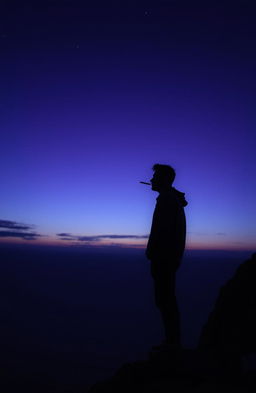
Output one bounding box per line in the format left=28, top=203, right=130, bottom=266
left=0, top=244, right=253, bottom=391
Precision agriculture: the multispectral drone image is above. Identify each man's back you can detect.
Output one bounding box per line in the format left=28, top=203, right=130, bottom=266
left=146, top=187, right=187, bottom=264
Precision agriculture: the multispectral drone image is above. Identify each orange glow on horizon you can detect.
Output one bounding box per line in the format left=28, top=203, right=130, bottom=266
left=0, top=236, right=255, bottom=252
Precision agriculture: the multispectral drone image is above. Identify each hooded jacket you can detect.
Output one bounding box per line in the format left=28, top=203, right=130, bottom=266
left=146, top=187, right=187, bottom=265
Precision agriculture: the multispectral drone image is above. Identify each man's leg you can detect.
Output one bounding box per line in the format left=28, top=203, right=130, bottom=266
left=151, top=260, right=181, bottom=348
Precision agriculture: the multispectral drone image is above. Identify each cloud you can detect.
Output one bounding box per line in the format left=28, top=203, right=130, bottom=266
left=57, top=233, right=148, bottom=242
left=100, top=235, right=148, bottom=239
left=0, top=219, right=32, bottom=231
left=0, top=231, right=39, bottom=240
left=0, top=219, right=40, bottom=240
left=188, top=231, right=227, bottom=237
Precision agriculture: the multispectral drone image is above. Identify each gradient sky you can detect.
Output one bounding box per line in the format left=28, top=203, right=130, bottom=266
left=1, top=1, right=256, bottom=250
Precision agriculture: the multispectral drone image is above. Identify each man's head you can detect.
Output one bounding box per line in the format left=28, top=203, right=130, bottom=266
left=150, top=164, right=176, bottom=192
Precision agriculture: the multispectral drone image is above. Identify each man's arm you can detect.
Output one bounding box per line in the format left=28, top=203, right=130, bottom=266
left=146, top=194, right=178, bottom=260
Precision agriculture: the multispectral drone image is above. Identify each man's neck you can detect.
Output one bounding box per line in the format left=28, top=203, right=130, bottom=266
left=158, top=186, right=172, bottom=195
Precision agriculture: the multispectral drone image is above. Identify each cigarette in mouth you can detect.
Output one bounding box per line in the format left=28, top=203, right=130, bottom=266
left=140, top=181, right=151, bottom=185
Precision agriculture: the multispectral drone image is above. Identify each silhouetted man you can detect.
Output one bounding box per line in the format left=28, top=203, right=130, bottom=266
left=146, top=164, right=187, bottom=351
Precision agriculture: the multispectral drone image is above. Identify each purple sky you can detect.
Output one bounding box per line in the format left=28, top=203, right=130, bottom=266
left=1, top=2, right=256, bottom=250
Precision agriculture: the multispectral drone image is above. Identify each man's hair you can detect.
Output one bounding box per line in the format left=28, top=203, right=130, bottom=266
left=152, top=163, right=176, bottom=184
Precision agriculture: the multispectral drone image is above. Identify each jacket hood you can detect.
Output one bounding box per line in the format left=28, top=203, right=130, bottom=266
left=172, top=187, right=188, bottom=207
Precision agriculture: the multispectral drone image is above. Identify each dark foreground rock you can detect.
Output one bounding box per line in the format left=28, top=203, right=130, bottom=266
left=88, top=348, right=256, bottom=393
left=89, top=253, right=256, bottom=393
left=199, top=252, right=256, bottom=354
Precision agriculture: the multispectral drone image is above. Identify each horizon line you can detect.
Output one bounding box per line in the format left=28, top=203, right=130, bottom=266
left=0, top=239, right=255, bottom=253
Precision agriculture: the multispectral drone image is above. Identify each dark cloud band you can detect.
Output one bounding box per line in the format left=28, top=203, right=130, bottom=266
left=0, top=219, right=40, bottom=240
left=0, top=219, right=32, bottom=231
left=57, top=233, right=148, bottom=242
left=0, top=231, right=39, bottom=240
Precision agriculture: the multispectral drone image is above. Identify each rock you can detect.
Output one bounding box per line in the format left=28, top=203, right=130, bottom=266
left=199, top=253, right=256, bottom=355
left=89, top=253, right=256, bottom=392
left=88, top=350, right=207, bottom=392
left=88, top=348, right=252, bottom=393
